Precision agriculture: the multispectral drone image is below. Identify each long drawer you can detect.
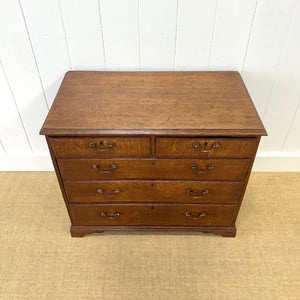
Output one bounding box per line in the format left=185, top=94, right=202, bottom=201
left=156, top=138, right=256, bottom=158
left=58, top=159, right=250, bottom=181
left=51, top=137, right=151, bottom=158
left=64, top=181, right=244, bottom=204
left=70, top=204, right=236, bottom=226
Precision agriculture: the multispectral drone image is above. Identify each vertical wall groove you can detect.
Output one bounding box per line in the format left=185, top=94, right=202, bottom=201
left=0, top=58, right=33, bottom=153
left=97, top=0, right=107, bottom=70
left=0, top=139, right=6, bottom=154
left=207, top=0, right=219, bottom=70
left=241, top=0, right=259, bottom=74
left=281, top=98, right=300, bottom=152
left=137, top=0, right=141, bottom=70
left=173, top=0, right=179, bottom=70
left=58, top=0, right=73, bottom=70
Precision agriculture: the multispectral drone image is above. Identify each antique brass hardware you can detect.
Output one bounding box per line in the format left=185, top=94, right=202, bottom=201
left=89, top=141, right=115, bottom=152
left=99, top=212, right=120, bottom=219
left=186, top=188, right=210, bottom=199
left=184, top=212, right=206, bottom=220
left=192, top=142, right=220, bottom=153
left=97, top=188, right=120, bottom=197
left=92, top=164, right=117, bottom=173
left=190, top=164, right=214, bottom=174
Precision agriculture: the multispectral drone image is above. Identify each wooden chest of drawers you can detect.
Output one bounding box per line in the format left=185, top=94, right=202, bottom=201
left=40, top=71, right=267, bottom=237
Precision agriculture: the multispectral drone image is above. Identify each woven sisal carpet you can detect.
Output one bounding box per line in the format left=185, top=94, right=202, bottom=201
left=0, top=172, right=299, bottom=299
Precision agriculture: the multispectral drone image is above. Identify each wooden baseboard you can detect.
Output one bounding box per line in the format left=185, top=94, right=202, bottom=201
left=253, top=153, right=300, bottom=171
left=0, top=155, right=54, bottom=171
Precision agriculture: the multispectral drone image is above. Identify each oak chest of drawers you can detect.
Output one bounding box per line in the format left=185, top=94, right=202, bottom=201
left=40, top=71, right=267, bottom=237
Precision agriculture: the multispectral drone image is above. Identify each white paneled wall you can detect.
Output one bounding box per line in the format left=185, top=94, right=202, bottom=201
left=0, top=0, right=300, bottom=171
left=0, top=0, right=49, bottom=154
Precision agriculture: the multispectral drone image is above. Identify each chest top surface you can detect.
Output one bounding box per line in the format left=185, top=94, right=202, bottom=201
left=40, top=71, right=267, bottom=136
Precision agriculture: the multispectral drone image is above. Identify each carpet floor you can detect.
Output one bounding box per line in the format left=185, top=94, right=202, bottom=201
left=0, top=172, right=299, bottom=300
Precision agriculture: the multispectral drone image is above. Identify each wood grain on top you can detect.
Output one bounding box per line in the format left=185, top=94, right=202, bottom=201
left=40, top=71, right=267, bottom=136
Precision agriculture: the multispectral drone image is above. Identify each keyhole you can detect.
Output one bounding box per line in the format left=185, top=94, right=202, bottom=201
left=151, top=184, right=154, bottom=187
left=100, top=141, right=103, bottom=146
left=152, top=162, right=155, bottom=166
left=151, top=206, right=154, bottom=210
left=204, top=142, right=208, bottom=147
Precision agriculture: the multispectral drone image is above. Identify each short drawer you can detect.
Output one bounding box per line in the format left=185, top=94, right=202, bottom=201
left=156, top=138, right=256, bottom=158
left=58, top=159, right=250, bottom=181
left=65, top=181, right=244, bottom=204
left=70, top=204, right=236, bottom=226
left=51, top=137, right=151, bottom=158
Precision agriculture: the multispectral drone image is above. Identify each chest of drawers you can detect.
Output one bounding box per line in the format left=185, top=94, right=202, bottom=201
left=40, top=71, right=267, bottom=237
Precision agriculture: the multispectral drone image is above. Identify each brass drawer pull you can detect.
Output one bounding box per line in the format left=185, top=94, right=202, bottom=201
left=192, top=142, right=220, bottom=153
left=190, top=164, right=214, bottom=173
left=99, top=211, right=120, bottom=219
left=184, top=211, right=206, bottom=220
left=97, top=188, right=120, bottom=197
left=89, top=141, right=115, bottom=152
left=186, top=188, right=210, bottom=199
left=92, top=164, right=117, bottom=173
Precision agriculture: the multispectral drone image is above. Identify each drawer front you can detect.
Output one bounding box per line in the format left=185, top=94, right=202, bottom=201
left=70, top=204, right=236, bottom=226
left=58, top=159, right=250, bottom=181
left=51, top=137, right=151, bottom=158
left=156, top=138, right=256, bottom=158
left=65, top=181, right=243, bottom=204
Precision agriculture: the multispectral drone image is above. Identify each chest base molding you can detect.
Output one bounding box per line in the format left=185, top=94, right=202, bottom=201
left=70, top=225, right=237, bottom=238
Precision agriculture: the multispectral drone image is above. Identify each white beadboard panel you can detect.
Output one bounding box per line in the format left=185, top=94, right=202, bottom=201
left=20, top=0, right=71, bottom=107
left=175, top=0, right=217, bottom=70
left=0, top=0, right=48, bottom=153
left=260, top=2, right=300, bottom=152
left=140, top=0, right=178, bottom=70
left=100, top=0, right=139, bottom=70
left=0, top=61, right=32, bottom=155
left=209, top=0, right=257, bottom=71
left=242, top=0, right=298, bottom=117
left=59, top=0, right=105, bottom=70
left=282, top=100, right=300, bottom=152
